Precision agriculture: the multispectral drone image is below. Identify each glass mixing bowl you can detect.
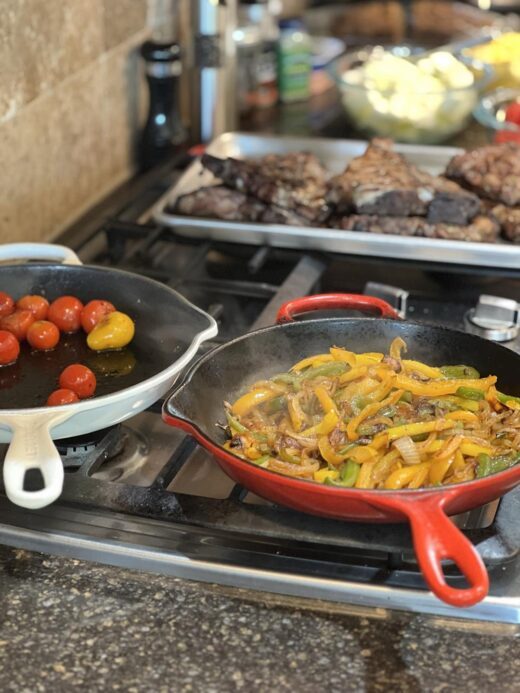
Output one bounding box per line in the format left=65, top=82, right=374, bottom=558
left=328, top=47, right=493, bottom=144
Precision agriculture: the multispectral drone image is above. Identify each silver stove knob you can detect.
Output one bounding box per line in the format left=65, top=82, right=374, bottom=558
left=465, top=294, right=520, bottom=342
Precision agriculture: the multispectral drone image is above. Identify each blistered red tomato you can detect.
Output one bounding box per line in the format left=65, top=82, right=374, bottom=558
left=0, top=310, right=35, bottom=341
left=17, top=295, right=49, bottom=321
left=27, top=320, right=60, bottom=351
left=0, top=330, right=20, bottom=365
left=0, top=292, right=14, bottom=318
left=80, top=300, right=116, bottom=334
left=47, top=388, right=80, bottom=406
left=48, top=296, right=84, bottom=333
left=59, top=364, right=96, bottom=399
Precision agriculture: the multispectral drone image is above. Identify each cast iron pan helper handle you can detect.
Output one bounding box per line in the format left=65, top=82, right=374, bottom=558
left=276, top=293, right=400, bottom=322
left=0, top=243, right=82, bottom=508
left=391, top=494, right=489, bottom=607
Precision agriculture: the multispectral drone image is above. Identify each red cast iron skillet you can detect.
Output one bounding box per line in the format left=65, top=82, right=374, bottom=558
left=163, top=294, right=520, bottom=608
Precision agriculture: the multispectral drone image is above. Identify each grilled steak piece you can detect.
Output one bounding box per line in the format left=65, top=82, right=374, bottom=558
left=327, top=138, right=480, bottom=225
left=446, top=142, right=520, bottom=207
left=174, top=185, right=311, bottom=226
left=490, top=204, right=520, bottom=243
left=333, top=213, right=500, bottom=243
left=174, top=186, right=266, bottom=222
left=201, top=152, right=331, bottom=224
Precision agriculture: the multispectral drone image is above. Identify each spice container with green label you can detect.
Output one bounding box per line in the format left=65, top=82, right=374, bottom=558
left=277, top=18, right=312, bottom=103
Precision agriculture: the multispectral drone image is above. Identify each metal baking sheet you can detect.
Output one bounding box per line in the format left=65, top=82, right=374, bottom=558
left=152, top=132, right=520, bottom=270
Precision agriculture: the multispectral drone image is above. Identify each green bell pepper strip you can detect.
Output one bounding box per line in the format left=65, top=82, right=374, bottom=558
left=264, top=395, right=286, bottom=414
left=225, top=411, right=248, bottom=434
left=477, top=453, right=520, bottom=478
left=440, top=365, right=481, bottom=379
left=496, top=392, right=520, bottom=407
left=399, top=391, right=413, bottom=404
left=251, top=454, right=271, bottom=466
left=340, top=459, right=360, bottom=487
left=455, top=386, right=485, bottom=401
left=299, top=361, right=348, bottom=381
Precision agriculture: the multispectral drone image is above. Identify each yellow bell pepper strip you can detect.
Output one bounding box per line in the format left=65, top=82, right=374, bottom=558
left=287, top=393, right=306, bottom=432
left=355, top=460, right=377, bottom=488
left=291, top=354, right=333, bottom=372
left=232, top=387, right=280, bottom=417
left=440, top=365, right=481, bottom=379
left=389, top=337, right=407, bottom=360
left=338, top=365, right=368, bottom=384
left=366, top=373, right=395, bottom=402
left=460, top=441, right=494, bottom=457
left=395, top=374, right=496, bottom=397
left=372, top=451, right=400, bottom=484
left=318, top=436, right=345, bottom=466
left=386, top=418, right=455, bottom=442
left=453, top=449, right=466, bottom=472
left=371, top=432, right=389, bottom=450
left=347, top=445, right=378, bottom=464
left=402, top=360, right=442, bottom=379
left=445, top=410, right=479, bottom=424
left=346, top=389, right=404, bottom=441
left=87, top=311, right=135, bottom=352
left=314, top=468, right=340, bottom=483
left=429, top=456, right=454, bottom=485
left=314, top=385, right=338, bottom=416
left=330, top=347, right=357, bottom=367
left=356, top=353, right=384, bottom=365
left=330, top=348, right=383, bottom=367
left=301, top=410, right=339, bottom=437
left=409, top=464, right=431, bottom=489
left=384, top=462, right=428, bottom=489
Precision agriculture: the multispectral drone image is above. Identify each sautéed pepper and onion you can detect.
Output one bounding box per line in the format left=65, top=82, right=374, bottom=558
left=222, top=338, right=520, bottom=490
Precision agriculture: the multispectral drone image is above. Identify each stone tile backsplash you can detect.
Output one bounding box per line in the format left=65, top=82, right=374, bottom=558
left=0, top=0, right=150, bottom=243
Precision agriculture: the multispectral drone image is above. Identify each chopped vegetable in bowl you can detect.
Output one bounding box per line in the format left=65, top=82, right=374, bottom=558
left=223, top=337, right=520, bottom=489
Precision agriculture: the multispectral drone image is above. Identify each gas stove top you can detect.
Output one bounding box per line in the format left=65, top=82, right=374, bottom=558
left=0, top=158, right=519, bottom=623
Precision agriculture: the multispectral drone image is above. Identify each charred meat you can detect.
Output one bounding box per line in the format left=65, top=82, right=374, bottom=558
left=201, top=152, right=331, bottom=224
left=174, top=186, right=266, bottom=222
left=333, top=213, right=500, bottom=243
left=327, top=138, right=480, bottom=225
left=174, top=185, right=310, bottom=226
left=446, top=142, right=520, bottom=207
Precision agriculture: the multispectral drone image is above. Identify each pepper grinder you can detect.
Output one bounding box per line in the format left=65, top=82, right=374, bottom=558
left=138, top=39, right=187, bottom=170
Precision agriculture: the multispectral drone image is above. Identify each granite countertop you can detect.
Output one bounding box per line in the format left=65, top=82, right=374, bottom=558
left=0, top=545, right=519, bottom=692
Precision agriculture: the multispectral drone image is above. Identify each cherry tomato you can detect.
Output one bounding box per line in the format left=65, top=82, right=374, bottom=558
left=27, top=320, right=60, bottom=351
left=0, top=330, right=20, bottom=365
left=48, top=296, right=84, bottom=333
left=0, top=292, right=14, bottom=318
left=47, top=388, right=80, bottom=406
left=80, top=300, right=116, bottom=334
left=0, top=310, right=35, bottom=341
left=17, top=295, right=49, bottom=321
left=59, top=364, right=96, bottom=399
left=505, top=102, right=520, bottom=126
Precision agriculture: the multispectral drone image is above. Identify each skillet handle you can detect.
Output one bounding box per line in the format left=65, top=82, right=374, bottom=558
left=0, top=242, right=82, bottom=266
left=403, top=496, right=489, bottom=608
left=0, top=412, right=72, bottom=509
left=276, top=293, right=400, bottom=323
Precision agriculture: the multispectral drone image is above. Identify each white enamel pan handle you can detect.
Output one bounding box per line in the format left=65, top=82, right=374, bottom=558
left=0, top=242, right=81, bottom=508
left=0, top=242, right=82, bottom=265
left=0, top=412, right=73, bottom=508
